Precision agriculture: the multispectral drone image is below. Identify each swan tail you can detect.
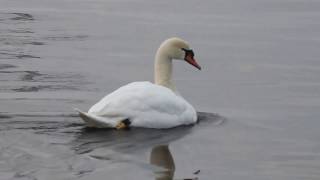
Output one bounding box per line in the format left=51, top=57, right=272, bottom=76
left=74, top=108, right=115, bottom=128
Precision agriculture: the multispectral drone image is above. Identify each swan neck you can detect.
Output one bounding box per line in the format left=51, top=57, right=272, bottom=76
left=154, top=51, right=176, bottom=91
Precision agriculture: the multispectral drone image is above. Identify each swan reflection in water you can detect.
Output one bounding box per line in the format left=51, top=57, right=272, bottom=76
left=150, top=144, right=202, bottom=180
left=148, top=112, right=222, bottom=180
left=150, top=145, right=175, bottom=180
left=71, top=112, right=223, bottom=179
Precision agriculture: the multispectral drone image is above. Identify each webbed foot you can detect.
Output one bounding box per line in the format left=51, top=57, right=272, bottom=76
left=115, top=119, right=131, bottom=130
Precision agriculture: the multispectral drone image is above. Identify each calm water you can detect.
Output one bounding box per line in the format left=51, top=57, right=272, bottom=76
left=1, top=0, right=320, bottom=179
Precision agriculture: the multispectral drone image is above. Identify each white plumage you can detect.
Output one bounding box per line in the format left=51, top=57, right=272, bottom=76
left=76, top=37, right=201, bottom=129
left=87, top=82, right=196, bottom=128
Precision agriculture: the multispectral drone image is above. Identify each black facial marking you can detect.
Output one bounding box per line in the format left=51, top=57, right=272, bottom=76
left=181, top=48, right=195, bottom=59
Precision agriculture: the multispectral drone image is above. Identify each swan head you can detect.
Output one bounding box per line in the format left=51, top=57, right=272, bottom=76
left=158, top=37, right=201, bottom=70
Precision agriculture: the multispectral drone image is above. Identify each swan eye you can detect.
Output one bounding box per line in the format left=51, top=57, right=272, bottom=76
left=182, top=48, right=195, bottom=57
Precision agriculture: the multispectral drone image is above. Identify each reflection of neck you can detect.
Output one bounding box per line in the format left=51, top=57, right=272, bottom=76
left=150, top=145, right=175, bottom=180
left=154, top=49, right=176, bottom=92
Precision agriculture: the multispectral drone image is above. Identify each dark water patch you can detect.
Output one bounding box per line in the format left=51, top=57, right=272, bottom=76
left=12, top=84, right=79, bottom=92
left=45, top=35, right=88, bottom=41
left=0, top=70, right=86, bottom=92
left=2, top=39, right=46, bottom=46
left=0, top=70, right=83, bottom=83
left=20, top=71, right=42, bottom=81
left=89, top=155, right=111, bottom=161
left=12, top=85, right=51, bottom=92
left=25, top=41, right=44, bottom=45
left=0, top=30, right=44, bottom=63
left=8, top=29, right=34, bottom=34
left=0, top=52, right=19, bottom=59
left=75, top=169, right=94, bottom=177
left=1, top=38, right=45, bottom=46
left=0, top=112, right=79, bottom=118
left=0, top=13, right=33, bottom=22
left=0, top=112, right=82, bottom=134
left=5, top=98, right=85, bottom=104
left=18, top=71, right=83, bottom=83
left=193, top=170, right=200, bottom=175
left=0, top=64, right=16, bottom=70
left=16, top=54, right=40, bottom=59
left=3, top=40, right=27, bottom=46
left=37, top=73, right=85, bottom=83
left=0, top=37, right=44, bottom=49
left=10, top=13, right=34, bottom=21
left=14, top=172, right=38, bottom=180
left=14, top=123, right=80, bottom=134
left=0, top=52, right=40, bottom=59
left=0, top=114, right=12, bottom=119
left=0, top=117, right=83, bottom=135
left=0, top=70, right=42, bottom=82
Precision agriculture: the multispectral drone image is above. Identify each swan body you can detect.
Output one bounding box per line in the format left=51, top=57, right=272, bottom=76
left=77, top=37, right=201, bottom=129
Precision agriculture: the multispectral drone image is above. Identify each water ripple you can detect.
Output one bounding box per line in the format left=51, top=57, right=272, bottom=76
left=10, top=13, right=34, bottom=21
left=0, top=64, right=16, bottom=70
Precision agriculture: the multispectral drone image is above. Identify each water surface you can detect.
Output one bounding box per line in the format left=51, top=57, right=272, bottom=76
left=1, top=0, right=320, bottom=179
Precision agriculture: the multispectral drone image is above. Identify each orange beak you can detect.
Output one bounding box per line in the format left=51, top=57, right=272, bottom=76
left=185, top=55, right=201, bottom=70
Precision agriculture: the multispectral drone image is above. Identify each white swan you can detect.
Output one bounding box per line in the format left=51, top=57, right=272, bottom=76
left=76, top=37, right=201, bottom=129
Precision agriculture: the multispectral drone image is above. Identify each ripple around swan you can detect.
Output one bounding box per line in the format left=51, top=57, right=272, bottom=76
left=0, top=111, right=224, bottom=144
left=69, top=112, right=225, bottom=154
left=68, top=112, right=224, bottom=180
left=0, top=110, right=224, bottom=178
left=0, top=111, right=224, bottom=132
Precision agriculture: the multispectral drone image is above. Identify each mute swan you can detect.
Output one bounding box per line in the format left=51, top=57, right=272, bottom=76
left=76, top=37, right=201, bottom=129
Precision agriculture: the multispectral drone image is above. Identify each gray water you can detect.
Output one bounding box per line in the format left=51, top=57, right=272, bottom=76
left=1, top=0, right=320, bottom=179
